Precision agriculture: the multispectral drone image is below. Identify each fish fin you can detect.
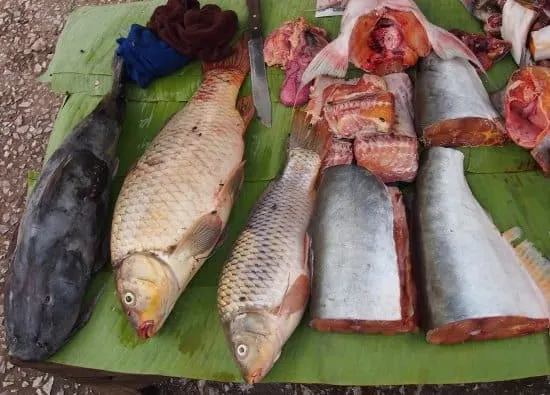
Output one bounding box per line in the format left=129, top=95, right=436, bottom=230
left=203, top=35, right=250, bottom=75
left=66, top=284, right=106, bottom=341
left=173, top=212, right=223, bottom=258
left=490, top=88, right=507, bottom=118
left=299, top=35, right=350, bottom=91
left=237, top=96, right=255, bottom=130
left=34, top=154, right=72, bottom=204
left=272, top=274, right=310, bottom=317
left=99, top=54, right=126, bottom=124
left=218, top=161, right=245, bottom=205
left=513, top=239, right=550, bottom=305
left=289, top=110, right=330, bottom=156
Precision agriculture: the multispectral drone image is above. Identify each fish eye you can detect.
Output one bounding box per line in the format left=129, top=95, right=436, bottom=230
left=236, top=344, right=248, bottom=358
left=124, top=292, right=135, bottom=305
left=43, top=295, right=51, bottom=304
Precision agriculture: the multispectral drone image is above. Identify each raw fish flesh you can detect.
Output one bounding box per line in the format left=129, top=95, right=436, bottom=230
left=301, top=0, right=481, bottom=85
left=264, top=17, right=329, bottom=106
left=450, top=29, right=511, bottom=70
left=309, top=165, right=417, bottom=334
left=416, top=147, right=549, bottom=345
left=504, top=65, right=550, bottom=173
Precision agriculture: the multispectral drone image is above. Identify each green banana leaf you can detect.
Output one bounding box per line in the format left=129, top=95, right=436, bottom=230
left=28, top=0, right=550, bottom=386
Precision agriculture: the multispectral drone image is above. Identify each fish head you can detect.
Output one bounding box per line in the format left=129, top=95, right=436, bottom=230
left=5, top=243, right=86, bottom=361
left=227, top=312, right=282, bottom=384
left=115, top=253, right=178, bottom=339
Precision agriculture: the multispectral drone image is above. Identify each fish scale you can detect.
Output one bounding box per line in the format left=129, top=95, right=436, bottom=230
left=217, top=150, right=318, bottom=322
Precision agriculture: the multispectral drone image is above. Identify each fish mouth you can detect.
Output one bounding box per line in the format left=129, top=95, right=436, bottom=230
left=136, top=320, right=155, bottom=339
left=246, top=369, right=263, bottom=384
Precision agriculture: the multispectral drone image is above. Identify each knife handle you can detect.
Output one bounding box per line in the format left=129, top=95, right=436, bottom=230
left=247, top=0, right=262, bottom=39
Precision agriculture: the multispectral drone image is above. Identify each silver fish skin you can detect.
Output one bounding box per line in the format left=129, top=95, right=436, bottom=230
left=4, top=55, right=125, bottom=361
left=309, top=165, right=416, bottom=334
left=415, top=53, right=506, bottom=147
left=217, top=112, right=326, bottom=384
left=416, top=147, right=548, bottom=345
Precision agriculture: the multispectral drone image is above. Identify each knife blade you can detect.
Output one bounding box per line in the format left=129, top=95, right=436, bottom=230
left=247, top=0, right=272, bottom=128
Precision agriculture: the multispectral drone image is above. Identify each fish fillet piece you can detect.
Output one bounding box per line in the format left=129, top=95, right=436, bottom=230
left=354, top=135, right=418, bottom=183
left=530, top=25, right=550, bottom=61
left=450, top=29, right=511, bottom=70
left=322, top=133, right=354, bottom=172
left=417, top=147, right=549, bottom=345
left=415, top=53, right=507, bottom=147
left=300, top=0, right=482, bottom=86
left=306, top=76, right=360, bottom=124
left=111, top=37, right=252, bottom=339
left=501, top=0, right=538, bottom=64
left=264, top=17, right=329, bottom=106
left=354, top=72, right=418, bottom=183
left=217, top=111, right=328, bottom=384
left=323, top=74, right=395, bottom=138
left=309, top=165, right=417, bottom=334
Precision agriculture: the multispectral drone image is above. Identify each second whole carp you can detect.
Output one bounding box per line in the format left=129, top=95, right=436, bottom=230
left=110, top=36, right=254, bottom=339
left=217, top=111, right=328, bottom=384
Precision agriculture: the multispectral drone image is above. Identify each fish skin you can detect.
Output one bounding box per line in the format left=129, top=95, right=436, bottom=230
left=217, top=111, right=327, bottom=384
left=111, top=36, right=252, bottom=339
left=4, top=55, right=126, bottom=361
left=416, top=147, right=548, bottom=345
left=501, top=0, right=538, bottom=65
left=309, top=165, right=417, bottom=334
left=415, top=53, right=507, bottom=147
left=300, top=0, right=482, bottom=87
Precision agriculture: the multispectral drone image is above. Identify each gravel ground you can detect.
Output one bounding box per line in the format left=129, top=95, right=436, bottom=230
left=0, top=0, right=548, bottom=394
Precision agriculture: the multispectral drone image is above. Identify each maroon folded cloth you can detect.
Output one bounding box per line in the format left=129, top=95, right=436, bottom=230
left=147, top=0, right=238, bottom=62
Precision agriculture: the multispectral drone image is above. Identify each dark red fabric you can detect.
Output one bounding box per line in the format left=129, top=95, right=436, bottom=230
left=147, top=0, right=238, bottom=62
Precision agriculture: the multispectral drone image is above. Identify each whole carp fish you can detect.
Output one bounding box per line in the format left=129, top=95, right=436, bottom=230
left=4, top=56, right=126, bottom=361
left=111, top=36, right=254, bottom=339
left=416, top=147, right=549, bottom=344
left=301, top=0, right=481, bottom=85
left=217, top=111, right=328, bottom=384
left=415, top=53, right=507, bottom=147
left=309, top=165, right=417, bottom=334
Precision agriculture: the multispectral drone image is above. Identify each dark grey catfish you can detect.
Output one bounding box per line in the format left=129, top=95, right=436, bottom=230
left=416, top=147, right=549, bottom=345
left=4, top=55, right=126, bottom=361
left=309, top=165, right=417, bottom=334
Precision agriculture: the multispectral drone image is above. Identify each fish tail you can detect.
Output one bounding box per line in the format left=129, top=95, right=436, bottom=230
left=203, top=35, right=250, bottom=76
left=289, top=110, right=330, bottom=156
left=504, top=227, right=550, bottom=306
left=299, top=35, right=349, bottom=91
left=99, top=54, right=126, bottom=124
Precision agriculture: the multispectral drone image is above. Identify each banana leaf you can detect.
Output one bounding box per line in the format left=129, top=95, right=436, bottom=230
left=28, top=0, right=550, bottom=386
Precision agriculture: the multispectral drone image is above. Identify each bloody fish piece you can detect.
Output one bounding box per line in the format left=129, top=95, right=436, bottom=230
left=111, top=37, right=253, bottom=339
left=323, top=74, right=395, bottom=138
left=459, top=0, right=504, bottom=36
left=264, top=17, right=329, bottom=106
left=349, top=9, right=431, bottom=75
left=450, top=29, right=511, bottom=70
left=309, top=165, right=417, bottom=334
left=354, top=73, right=418, bottom=183
left=4, top=56, right=126, bottom=361
left=306, top=76, right=360, bottom=124
left=416, top=147, right=549, bottom=345
left=301, top=0, right=482, bottom=86
left=415, top=53, right=507, bottom=147
left=321, top=118, right=354, bottom=172
left=217, top=111, right=328, bottom=384
left=504, top=66, right=550, bottom=149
